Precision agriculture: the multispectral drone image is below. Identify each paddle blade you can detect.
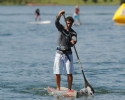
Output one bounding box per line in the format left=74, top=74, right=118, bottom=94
left=81, top=70, right=94, bottom=93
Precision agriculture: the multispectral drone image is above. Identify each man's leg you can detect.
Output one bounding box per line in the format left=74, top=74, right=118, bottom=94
left=55, top=74, right=61, bottom=90
left=38, top=16, right=41, bottom=21
left=67, top=74, right=73, bottom=90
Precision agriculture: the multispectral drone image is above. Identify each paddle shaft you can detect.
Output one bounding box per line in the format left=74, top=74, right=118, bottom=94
left=63, top=14, right=95, bottom=93
left=62, top=14, right=87, bottom=81
left=73, top=46, right=87, bottom=80
left=62, top=14, right=95, bottom=93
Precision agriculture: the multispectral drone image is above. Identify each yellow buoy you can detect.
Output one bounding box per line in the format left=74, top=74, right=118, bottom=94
left=112, top=3, right=125, bottom=23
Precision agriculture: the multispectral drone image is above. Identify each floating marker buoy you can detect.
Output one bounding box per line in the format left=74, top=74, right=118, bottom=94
left=112, top=3, right=125, bottom=23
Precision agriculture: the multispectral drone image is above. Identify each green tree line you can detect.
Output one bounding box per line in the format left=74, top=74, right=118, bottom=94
left=0, top=0, right=124, bottom=5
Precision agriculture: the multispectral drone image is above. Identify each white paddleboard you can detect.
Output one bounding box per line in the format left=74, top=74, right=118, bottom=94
left=28, top=20, right=51, bottom=24
left=46, top=86, right=78, bottom=97
left=73, top=23, right=82, bottom=26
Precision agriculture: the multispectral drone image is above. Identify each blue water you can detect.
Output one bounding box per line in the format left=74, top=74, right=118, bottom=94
left=0, top=5, right=125, bottom=100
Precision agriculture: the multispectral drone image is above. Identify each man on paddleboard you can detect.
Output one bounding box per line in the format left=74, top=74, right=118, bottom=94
left=53, top=10, right=77, bottom=91
left=35, top=8, right=41, bottom=21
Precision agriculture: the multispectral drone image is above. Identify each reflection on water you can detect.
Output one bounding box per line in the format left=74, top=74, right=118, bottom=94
left=54, top=95, right=94, bottom=100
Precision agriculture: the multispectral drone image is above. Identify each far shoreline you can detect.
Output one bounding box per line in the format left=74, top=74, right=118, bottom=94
left=0, top=2, right=121, bottom=6
left=0, top=4, right=120, bottom=6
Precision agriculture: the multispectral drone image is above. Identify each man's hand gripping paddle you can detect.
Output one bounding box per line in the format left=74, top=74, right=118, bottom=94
left=62, top=14, right=94, bottom=96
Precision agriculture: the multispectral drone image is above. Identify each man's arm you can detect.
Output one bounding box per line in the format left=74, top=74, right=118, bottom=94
left=55, top=10, right=65, bottom=30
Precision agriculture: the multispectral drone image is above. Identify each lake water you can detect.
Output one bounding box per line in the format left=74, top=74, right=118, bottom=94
left=0, top=5, right=125, bottom=100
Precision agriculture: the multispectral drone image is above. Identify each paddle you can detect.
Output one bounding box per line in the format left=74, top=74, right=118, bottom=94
left=62, top=14, right=94, bottom=93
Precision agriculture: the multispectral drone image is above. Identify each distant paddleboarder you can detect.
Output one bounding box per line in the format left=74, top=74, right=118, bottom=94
left=35, top=8, right=41, bottom=21
left=73, top=6, right=81, bottom=25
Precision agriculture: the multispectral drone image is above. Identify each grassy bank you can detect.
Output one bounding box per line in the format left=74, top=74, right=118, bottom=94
left=0, top=0, right=120, bottom=5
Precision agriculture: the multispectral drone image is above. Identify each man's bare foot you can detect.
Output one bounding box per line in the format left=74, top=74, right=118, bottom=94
left=56, top=88, right=60, bottom=91
left=68, top=89, right=74, bottom=92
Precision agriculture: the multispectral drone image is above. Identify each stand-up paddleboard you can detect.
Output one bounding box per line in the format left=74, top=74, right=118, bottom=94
left=46, top=86, right=78, bottom=97
left=28, top=20, right=51, bottom=24
left=73, top=23, right=82, bottom=26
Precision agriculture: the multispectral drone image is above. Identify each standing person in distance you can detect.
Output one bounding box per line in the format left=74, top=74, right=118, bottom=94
left=73, top=5, right=81, bottom=25
left=54, top=10, right=77, bottom=91
left=35, top=8, right=41, bottom=21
